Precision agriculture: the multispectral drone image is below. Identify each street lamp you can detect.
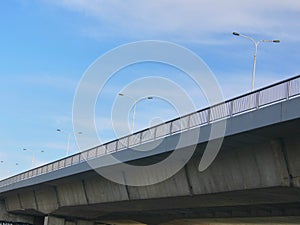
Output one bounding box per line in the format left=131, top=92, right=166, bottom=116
left=233, top=32, right=280, bottom=91
left=57, top=129, right=82, bottom=156
left=23, top=148, right=44, bottom=167
left=118, top=93, right=154, bottom=133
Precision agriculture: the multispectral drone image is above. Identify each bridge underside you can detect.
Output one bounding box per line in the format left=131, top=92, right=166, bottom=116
left=48, top=187, right=300, bottom=223
left=4, top=187, right=300, bottom=224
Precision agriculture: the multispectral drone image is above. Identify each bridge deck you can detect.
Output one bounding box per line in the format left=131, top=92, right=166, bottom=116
left=0, top=75, right=300, bottom=194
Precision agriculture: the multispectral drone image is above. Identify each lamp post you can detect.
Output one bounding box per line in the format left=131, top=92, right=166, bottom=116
left=118, top=93, right=154, bottom=133
left=23, top=148, right=44, bottom=167
left=57, top=129, right=82, bottom=156
left=233, top=32, right=280, bottom=91
left=0, top=161, right=5, bottom=179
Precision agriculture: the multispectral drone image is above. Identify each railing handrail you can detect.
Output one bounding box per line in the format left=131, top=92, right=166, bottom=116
left=1, top=74, right=300, bottom=188
left=119, top=74, right=300, bottom=140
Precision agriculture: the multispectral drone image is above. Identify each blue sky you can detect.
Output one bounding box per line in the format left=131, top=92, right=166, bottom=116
left=0, top=0, right=300, bottom=179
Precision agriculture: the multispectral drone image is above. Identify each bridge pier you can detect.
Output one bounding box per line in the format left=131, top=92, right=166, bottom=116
left=43, top=216, right=64, bottom=225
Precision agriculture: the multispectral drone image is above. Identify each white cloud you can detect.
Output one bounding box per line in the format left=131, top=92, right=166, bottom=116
left=47, top=0, right=300, bottom=41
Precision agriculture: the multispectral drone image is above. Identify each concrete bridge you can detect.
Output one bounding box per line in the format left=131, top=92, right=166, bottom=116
left=1, top=75, right=300, bottom=225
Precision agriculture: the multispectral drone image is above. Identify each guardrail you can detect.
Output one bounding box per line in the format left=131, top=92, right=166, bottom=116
left=1, top=75, right=300, bottom=188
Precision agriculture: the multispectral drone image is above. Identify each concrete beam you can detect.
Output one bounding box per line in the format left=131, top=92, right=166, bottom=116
left=186, top=140, right=290, bottom=195
left=5, top=188, right=58, bottom=215
left=84, top=175, right=129, bottom=204
left=284, top=135, right=300, bottom=187
left=19, top=190, right=37, bottom=210
left=127, top=168, right=190, bottom=200
left=5, top=194, right=21, bottom=211
left=35, top=187, right=59, bottom=214
left=56, top=180, right=88, bottom=206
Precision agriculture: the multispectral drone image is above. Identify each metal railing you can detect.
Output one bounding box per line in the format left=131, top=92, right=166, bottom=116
left=1, top=75, right=300, bottom=188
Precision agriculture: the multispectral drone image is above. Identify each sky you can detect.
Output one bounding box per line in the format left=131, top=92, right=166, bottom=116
left=0, top=0, right=300, bottom=179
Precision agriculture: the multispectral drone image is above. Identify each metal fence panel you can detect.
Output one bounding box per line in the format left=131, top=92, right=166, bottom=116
left=129, top=133, right=141, bottom=146
left=42, top=165, right=48, bottom=174
left=106, top=141, right=117, bottom=153
left=47, top=164, right=53, bottom=172
left=37, top=167, right=42, bottom=175
left=210, top=102, right=230, bottom=121
left=88, top=148, right=97, bottom=159
left=171, top=118, right=181, bottom=133
left=190, top=109, right=208, bottom=127
left=72, top=154, right=80, bottom=164
left=97, top=145, right=106, bottom=156
left=171, top=116, right=189, bottom=133
left=117, top=137, right=128, bottom=150
left=53, top=162, right=59, bottom=171
left=32, top=169, right=37, bottom=177
left=232, top=93, right=256, bottom=115
left=80, top=151, right=88, bottom=161
left=289, top=78, right=300, bottom=97
left=180, top=116, right=190, bottom=130
left=65, top=157, right=72, bottom=166
left=259, top=82, right=286, bottom=106
left=58, top=159, right=65, bottom=168
left=156, top=123, right=171, bottom=138
left=141, top=128, right=155, bottom=142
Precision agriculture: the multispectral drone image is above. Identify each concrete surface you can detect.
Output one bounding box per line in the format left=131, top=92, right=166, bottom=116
left=35, top=187, right=58, bottom=214
left=44, top=216, right=64, bottom=225
left=0, top=200, right=33, bottom=224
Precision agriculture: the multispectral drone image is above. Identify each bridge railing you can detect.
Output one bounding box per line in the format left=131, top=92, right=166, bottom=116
left=1, top=75, right=300, bottom=188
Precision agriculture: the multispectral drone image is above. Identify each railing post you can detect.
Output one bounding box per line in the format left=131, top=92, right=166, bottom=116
left=104, top=144, right=107, bottom=154
left=115, top=140, right=118, bottom=152
left=140, top=132, right=143, bottom=144
left=256, top=91, right=260, bottom=109
left=286, top=80, right=290, bottom=100
left=230, top=100, right=234, bottom=116
left=153, top=127, right=157, bottom=140
left=207, top=108, right=211, bottom=123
